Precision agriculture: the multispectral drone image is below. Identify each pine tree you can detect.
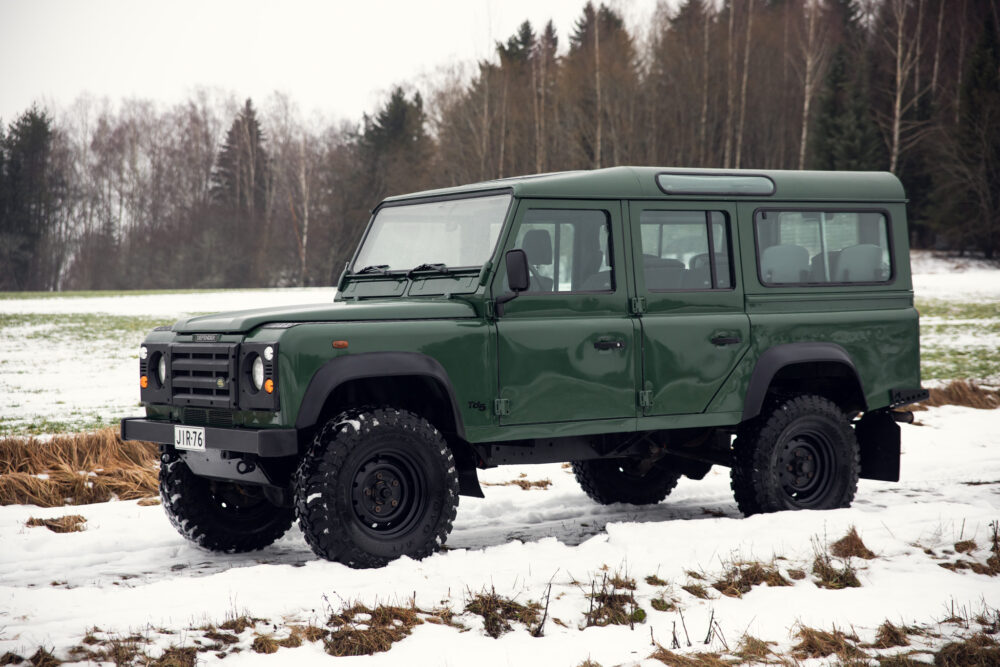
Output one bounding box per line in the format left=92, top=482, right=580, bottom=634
left=0, top=107, right=58, bottom=290
left=208, top=99, right=271, bottom=286
left=359, top=87, right=432, bottom=200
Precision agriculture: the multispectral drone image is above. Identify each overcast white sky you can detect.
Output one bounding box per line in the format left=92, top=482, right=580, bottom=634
left=0, top=0, right=659, bottom=125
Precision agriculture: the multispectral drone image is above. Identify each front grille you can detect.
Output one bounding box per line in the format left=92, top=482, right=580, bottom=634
left=170, top=343, right=238, bottom=408
left=182, top=407, right=235, bottom=428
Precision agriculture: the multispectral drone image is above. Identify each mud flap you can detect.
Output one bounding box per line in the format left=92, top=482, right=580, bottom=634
left=458, top=467, right=485, bottom=498
left=855, top=410, right=901, bottom=482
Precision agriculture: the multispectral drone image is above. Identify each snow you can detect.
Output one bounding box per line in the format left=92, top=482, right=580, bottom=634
left=2, top=407, right=999, bottom=664
left=1, top=251, right=999, bottom=664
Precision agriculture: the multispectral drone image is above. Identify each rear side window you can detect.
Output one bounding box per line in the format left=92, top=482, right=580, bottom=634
left=754, top=210, right=892, bottom=285
left=639, top=210, right=732, bottom=291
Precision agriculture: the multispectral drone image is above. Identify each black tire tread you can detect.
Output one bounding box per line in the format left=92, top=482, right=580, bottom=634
left=159, top=457, right=294, bottom=553
left=730, top=394, right=860, bottom=516
left=572, top=458, right=682, bottom=506
left=294, top=407, right=459, bottom=568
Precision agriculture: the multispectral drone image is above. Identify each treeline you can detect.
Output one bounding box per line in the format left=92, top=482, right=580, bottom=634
left=1, top=0, right=997, bottom=291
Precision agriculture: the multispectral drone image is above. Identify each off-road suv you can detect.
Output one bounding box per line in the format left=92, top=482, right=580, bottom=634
left=123, top=167, right=928, bottom=568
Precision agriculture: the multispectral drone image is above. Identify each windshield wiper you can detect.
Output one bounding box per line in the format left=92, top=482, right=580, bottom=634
left=355, top=264, right=391, bottom=275
left=406, top=263, right=450, bottom=279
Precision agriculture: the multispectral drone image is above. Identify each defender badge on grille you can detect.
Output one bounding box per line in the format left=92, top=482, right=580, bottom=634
left=216, top=377, right=225, bottom=388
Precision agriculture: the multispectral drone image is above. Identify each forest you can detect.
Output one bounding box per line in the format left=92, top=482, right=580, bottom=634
left=0, top=0, right=997, bottom=291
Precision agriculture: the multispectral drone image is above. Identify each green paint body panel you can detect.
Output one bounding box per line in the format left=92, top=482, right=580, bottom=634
left=138, top=167, right=922, bottom=453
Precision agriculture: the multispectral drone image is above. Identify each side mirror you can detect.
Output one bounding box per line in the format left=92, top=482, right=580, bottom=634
left=505, top=249, right=530, bottom=293
left=495, top=249, right=530, bottom=317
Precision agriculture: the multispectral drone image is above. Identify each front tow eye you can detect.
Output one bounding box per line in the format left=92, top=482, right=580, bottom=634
left=237, top=459, right=257, bottom=475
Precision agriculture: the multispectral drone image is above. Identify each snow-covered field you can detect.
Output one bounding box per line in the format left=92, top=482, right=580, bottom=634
left=1, top=251, right=998, bottom=665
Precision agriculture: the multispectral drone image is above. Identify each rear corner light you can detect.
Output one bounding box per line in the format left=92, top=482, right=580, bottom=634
left=264, top=378, right=274, bottom=394
left=140, top=376, right=148, bottom=389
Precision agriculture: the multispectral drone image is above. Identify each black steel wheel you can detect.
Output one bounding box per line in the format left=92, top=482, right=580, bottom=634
left=159, top=456, right=294, bottom=553
left=731, top=394, right=860, bottom=516
left=571, top=458, right=682, bottom=505
left=294, top=408, right=459, bottom=568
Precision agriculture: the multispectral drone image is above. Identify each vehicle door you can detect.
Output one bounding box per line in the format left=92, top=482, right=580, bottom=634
left=492, top=199, right=638, bottom=426
left=629, top=201, right=750, bottom=416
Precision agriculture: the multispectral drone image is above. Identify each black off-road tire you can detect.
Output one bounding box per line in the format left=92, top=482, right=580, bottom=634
left=731, top=394, right=860, bottom=516
left=159, top=456, right=295, bottom=553
left=294, top=408, right=459, bottom=568
left=571, top=458, right=682, bottom=505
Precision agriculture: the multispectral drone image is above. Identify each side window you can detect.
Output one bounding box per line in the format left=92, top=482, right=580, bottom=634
left=754, top=210, right=891, bottom=285
left=639, top=210, right=732, bottom=291
left=511, top=209, right=613, bottom=293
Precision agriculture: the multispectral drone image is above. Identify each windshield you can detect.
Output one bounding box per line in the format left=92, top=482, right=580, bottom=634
left=353, top=193, right=512, bottom=271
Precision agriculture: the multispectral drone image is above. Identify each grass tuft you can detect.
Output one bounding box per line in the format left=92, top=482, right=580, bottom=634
left=27, top=647, right=61, bottom=667
left=645, top=574, right=669, bottom=586
left=250, top=634, right=279, bottom=654
left=0, top=428, right=158, bottom=507
left=711, top=559, right=791, bottom=598
left=465, top=587, right=541, bottom=638
left=584, top=572, right=646, bottom=627
left=831, top=527, right=877, bottom=560
left=324, top=603, right=424, bottom=656
left=910, top=380, right=1000, bottom=411
left=0, top=653, right=24, bottom=666
left=650, top=597, right=676, bottom=612
left=792, top=624, right=864, bottom=660
left=681, top=583, right=710, bottom=599
left=26, top=515, right=86, bottom=533
left=649, top=647, right=733, bottom=666
left=934, top=633, right=1000, bottom=666
left=955, top=539, right=977, bottom=554
left=734, top=635, right=774, bottom=662
left=151, top=646, right=197, bottom=667
left=874, top=621, right=910, bottom=648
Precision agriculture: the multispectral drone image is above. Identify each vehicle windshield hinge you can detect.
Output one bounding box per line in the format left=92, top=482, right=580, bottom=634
left=638, top=389, right=653, bottom=409
left=494, top=398, right=511, bottom=416
left=630, top=296, right=646, bottom=315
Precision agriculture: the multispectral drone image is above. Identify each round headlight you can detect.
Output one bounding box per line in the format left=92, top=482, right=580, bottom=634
left=252, top=355, right=264, bottom=390
left=157, top=354, right=167, bottom=385
left=140, top=346, right=148, bottom=360
left=263, top=345, right=274, bottom=361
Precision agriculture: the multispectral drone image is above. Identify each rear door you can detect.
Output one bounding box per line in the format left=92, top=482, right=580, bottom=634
left=629, top=201, right=750, bottom=416
left=493, top=199, right=638, bottom=425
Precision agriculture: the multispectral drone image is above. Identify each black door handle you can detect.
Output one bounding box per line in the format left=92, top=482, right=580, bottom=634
left=711, top=335, right=742, bottom=346
left=594, top=340, right=625, bottom=351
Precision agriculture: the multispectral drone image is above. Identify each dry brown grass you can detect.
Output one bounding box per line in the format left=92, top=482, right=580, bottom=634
left=792, top=625, right=864, bottom=660
left=251, top=634, right=278, bottom=654
left=151, top=646, right=197, bottom=667
left=650, top=597, right=676, bottom=612
left=25, top=514, right=86, bottom=533
left=935, top=633, right=1000, bottom=666
left=26, top=648, right=61, bottom=667
left=324, top=603, right=424, bottom=656
left=645, top=574, right=669, bottom=586
left=465, top=587, right=541, bottom=638
left=649, top=647, right=733, bottom=666
left=711, top=560, right=791, bottom=598
left=873, top=621, right=910, bottom=648
left=909, top=381, right=1000, bottom=411
left=955, top=539, right=977, bottom=554
left=0, top=428, right=158, bottom=507
left=831, top=527, right=877, bottom=560
left=482, top=475, right=552, bottom=490
left=682, top=583, right=710, bottom=599
left=584, top=573, right=646, bottom=627
left=734, top=635, right=774, bottom=662
left=0, top=653, right=24, bottom=666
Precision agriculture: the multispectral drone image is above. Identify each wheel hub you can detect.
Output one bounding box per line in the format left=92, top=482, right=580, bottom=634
left=778, top=436, right=828, bottom=497
left=350, top=454, right=425, bottom=535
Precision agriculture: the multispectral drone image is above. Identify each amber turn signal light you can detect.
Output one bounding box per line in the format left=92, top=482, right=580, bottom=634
left=332, top=340, right=349, bottom=349
left=264, top=378, right=274, bottom=394
left=140, top=376, right=148, bottom=389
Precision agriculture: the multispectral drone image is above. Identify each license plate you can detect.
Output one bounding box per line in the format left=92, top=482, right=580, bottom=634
left=174, top=425, right=206, bottom=451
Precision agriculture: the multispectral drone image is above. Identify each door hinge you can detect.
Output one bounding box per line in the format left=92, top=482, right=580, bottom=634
left=484, top=300, right=496, bottom=319
left=638, top=390, right=653, bottom=408
left=630, top=296, right=646, bottom=314
left=494, top=398, right=511, bottom=416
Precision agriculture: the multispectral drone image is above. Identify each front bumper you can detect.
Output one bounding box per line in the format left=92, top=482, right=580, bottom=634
left=120, top=417, right=298, bottom=458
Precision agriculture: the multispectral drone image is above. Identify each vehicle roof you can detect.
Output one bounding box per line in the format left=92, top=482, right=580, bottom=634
left=382, top=166, right=906, bottom=204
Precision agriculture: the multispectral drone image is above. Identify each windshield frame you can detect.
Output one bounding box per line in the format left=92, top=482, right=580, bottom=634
left=349, top=188, right=515, bottom=276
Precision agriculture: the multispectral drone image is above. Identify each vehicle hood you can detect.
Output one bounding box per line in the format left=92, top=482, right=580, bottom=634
left=171, top=299, right=478, bottom=334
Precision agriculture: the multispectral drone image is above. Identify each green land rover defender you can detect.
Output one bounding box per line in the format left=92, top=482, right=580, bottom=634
left=122, top=167, right=928, bottom=568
